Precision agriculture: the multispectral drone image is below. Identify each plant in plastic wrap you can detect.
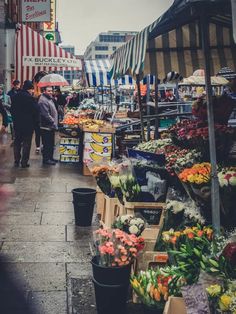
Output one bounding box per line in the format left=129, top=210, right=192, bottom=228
left=112, top=214, right=146, bottom=236
left=119, top=161, right=141, bottom=202
left=89, top=163, right=114, bottom=197
left=93, top=228, right=144, bottom=267
left=107, top=162, right=124, bottom=205
left=218, top=167, right=236, bottom=230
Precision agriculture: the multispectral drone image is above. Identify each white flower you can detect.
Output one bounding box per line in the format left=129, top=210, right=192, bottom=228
left=120, top=215, right=132, bottom=223
left=130, top=219, right=138, bottom=225
left=229, top=176, right=236, bottom=186
left=129, top=225, right=139, bottom=235
left=135, top=218, right=145, bottom=225
left=219, top=178, right=229, bottom=187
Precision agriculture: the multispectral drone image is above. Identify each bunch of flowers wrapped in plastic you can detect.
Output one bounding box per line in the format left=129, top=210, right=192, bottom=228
left=112, top=214, right=146, bottom=236
left=136, top=138, right=172, bottom=153
left=218, top=167, right=236, bottom=229
left=178, top=162, right=211, bottom=185
left=90, top=164, right=114, bottom=196
left=94, top=228, right=144, bottom=267
left=206, top=282, right=236, bottom=313
left=131, top=270, right=172, bottom=310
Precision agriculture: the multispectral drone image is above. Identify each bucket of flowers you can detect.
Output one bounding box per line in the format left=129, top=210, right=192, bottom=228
left=91, top=228, right=144, bottom=314
left=112, top=214, right=146, bottom=237
left=90, top=164, right=115, bottom=197
left=218, top=167, right=236, bottom=230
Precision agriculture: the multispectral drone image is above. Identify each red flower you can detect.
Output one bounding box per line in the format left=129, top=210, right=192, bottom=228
left=222, top=243, right=236, bottom=266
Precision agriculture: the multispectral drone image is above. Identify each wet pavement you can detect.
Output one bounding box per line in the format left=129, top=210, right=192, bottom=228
left=0, top=136, right=143, bottom=314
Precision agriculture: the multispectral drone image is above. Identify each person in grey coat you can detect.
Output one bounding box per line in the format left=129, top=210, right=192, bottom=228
left=38, top=87, right=58, bottom=165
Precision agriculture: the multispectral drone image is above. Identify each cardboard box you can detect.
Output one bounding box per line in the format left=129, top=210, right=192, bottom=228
left=163, top=297, right=187, bottom=314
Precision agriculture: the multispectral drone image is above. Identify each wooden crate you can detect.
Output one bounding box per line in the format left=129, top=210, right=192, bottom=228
left=164, top=297, right=187, bottom=314
left=96, top=187, right=105, bottom=216
left=137, top=251, right=169, bottom=271
left=100, top=196, right=125, bottom=228
left=124, top=202, right=165, bottom=226
left=82, top=164, right=91, bottom=176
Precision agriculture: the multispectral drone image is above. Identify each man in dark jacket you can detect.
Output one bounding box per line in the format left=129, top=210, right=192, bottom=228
left=7, top=80, right=21, bottom=102
left=38, top=86, right=58, bottom=165
left=11, top=80, right=39, bottom=168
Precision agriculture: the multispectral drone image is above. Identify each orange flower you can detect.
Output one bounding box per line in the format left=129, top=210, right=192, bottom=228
left=187, top=232, right=195, bottom=239
left=170, top=236, right=177, bottom=244
left=197, top=230, right=204, bottom=237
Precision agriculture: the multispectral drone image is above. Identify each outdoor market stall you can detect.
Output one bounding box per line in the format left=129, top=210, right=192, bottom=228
left=81, top=1, right=236, bottom=314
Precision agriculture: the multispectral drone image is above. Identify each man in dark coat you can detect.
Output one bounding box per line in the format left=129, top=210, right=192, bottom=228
left=38, top=86, right=58, bottom=165
left=11, top=80, right=39, bottom=168
left=7, top=80, right=21, bottom=102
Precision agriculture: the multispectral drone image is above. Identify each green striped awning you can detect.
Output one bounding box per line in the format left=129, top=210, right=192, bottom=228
left=110, top=0, right=236, bottom=80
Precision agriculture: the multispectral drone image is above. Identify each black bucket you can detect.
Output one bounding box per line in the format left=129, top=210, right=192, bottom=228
left=72, top=188, right=96, bottom=226
left=91, top=256, right=131, bottom=285
left=92, top=277, right=129, bottom=314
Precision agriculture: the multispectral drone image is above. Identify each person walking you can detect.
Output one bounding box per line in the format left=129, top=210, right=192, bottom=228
left=38, top=87, right=58, bottom=165
left=11, top=80, right=39, bottom=168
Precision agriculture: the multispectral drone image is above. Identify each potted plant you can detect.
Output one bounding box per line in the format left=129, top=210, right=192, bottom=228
left=91, top=228, right=144, bottom=314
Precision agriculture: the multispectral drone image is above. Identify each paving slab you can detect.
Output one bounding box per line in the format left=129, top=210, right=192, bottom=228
left=1, top=241, right=92, bottom=263
left=66, top=225, right=95, bottom=242
left=39, top=183, right=67, bottom=193
left=0, top=225, right=65, bottom=242
left=2, top=262, right=66, bottom=291
left=28, top=291, right=67, bottom=314
left=0, top=212, right=41, bottom=225
left=66, top=262, right=91, bottom=279
left=5, top=200, right=37, bottom=212
left=36, top=201, right=74, bottom=213
left=41, top=212, right=74, bottom=225
left=69, top=278, right=96, bottom=314
left=24, top=192, right=72, bottom=202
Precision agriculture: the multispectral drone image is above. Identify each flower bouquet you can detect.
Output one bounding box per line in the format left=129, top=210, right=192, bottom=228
left=218, top=167, right=236, bottom=230
left=112, top=214, right=146, bottom=236
left=178, top=163, right=211, bottom=210
left=94, top=228, right=144, bottom=267
left=136, top=138, right=172, bottom=153
left=131, top=270, right=172, bottom=313
left=90, top=164, right=115, bottom=197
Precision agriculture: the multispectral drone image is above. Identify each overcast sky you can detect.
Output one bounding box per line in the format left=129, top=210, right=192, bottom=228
left=56, top=0, right=174, bottom=55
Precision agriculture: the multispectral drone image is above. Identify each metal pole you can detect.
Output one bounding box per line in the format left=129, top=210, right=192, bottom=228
left=136, top=74, right=145, bottom=141
left=201, top=13, right=220, bottom=232
left=110, top=84, right=113, bottom=112
left=101, top=85, right=104, bottom=105
left=146, top=75, right=151, bottom=141
left=154, top=76, right=159, bottom=139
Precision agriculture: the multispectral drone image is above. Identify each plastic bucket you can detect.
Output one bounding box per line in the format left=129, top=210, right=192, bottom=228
left=92, top=277, right=128, bottom=314
left=72, top=188, right=96, bottom=226
left=91, top=256, right=131, bottom=285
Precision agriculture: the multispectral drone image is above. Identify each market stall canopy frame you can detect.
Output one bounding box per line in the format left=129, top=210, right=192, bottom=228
left=110, top=0, right=236, bottom=79
left=15, top=24, right=82, bottom=83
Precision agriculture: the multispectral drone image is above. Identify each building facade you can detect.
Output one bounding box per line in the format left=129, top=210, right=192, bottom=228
left=84, top=30, right=137, bottom=60
left=56, top=45, right=82, bottom=85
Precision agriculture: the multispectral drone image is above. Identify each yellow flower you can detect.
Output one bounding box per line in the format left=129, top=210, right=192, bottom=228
left=206, top=284, right=221, bottom=297
left=219, top=295, right=232, bottom=311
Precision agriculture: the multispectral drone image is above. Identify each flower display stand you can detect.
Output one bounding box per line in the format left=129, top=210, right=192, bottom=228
left=100, top=196, right=126, bottom=228
left=96, top=187, right=105, bottom=216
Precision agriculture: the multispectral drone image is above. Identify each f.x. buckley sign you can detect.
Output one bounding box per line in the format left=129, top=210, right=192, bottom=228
left=23, top=56, right=82, bottom=68
left=21, top=0, right=51, bottom=22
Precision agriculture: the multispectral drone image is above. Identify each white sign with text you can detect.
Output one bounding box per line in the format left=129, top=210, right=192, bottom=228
left=23, top=56, right=82, bottom=68
left=21, top=0, right=51, bottom=22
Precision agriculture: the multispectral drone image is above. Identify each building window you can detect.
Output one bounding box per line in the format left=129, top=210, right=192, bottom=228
left=95, top=46, right=108, bottom=51
left=95, top=54, right=109, bottom=59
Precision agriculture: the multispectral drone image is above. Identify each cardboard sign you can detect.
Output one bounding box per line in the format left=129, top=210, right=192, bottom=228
left=21, top=0, right=51, bottom=22
left=181, top=284, right=211, bottom=314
